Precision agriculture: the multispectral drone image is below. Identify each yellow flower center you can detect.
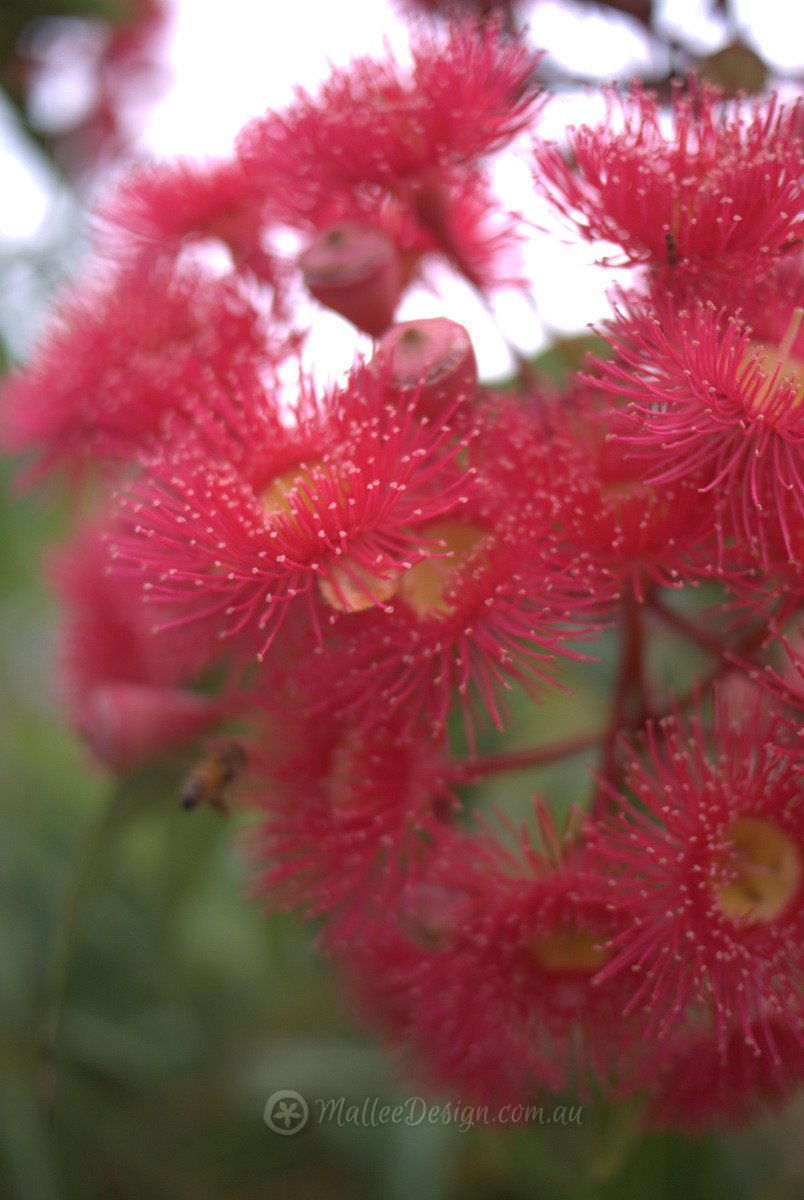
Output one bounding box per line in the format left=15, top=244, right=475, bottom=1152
left=318, top=561, right=400, bottom=613
left=742, top=307, right=804, bottom=418
left=261, top=462, right=323, bottom=523
left=716, top=816, right=801, bottom=923
left=399, top=521, right=489, bottom=620
left=262, top=463, right=401, bottom=613
left=530, top=929, right=608, bottom=974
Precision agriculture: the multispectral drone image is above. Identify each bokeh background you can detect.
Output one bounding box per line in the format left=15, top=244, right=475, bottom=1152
left=3, top=1, right=804, bottom=1197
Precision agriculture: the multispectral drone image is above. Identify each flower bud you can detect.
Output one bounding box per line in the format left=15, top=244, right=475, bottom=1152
left=372, top=317, right=477, bottom=418
left=77, top=683, right=225, bottom=771
left=299, top=223, right=401, bottom=337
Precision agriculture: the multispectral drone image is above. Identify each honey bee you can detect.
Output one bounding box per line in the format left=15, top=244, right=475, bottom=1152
left=179, top=741, right=246, bottom=813
left=664, top=229, right=677, bottom=268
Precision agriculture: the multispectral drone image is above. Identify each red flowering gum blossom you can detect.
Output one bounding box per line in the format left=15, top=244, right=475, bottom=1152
left=307, top=520, right=596, bottom=740
left=371, top=317, right=477, bottom=418
left=109, top=365, right=476, bottom=661
left=341, top=808, right=638, bottom=1107
left=533, top=81, right=804, bottom=276
left=249, top=706, right=458, bottom=943
left=408, top=166, right=528, bottom=293
left=96, top=157, right=286, bottom=296
left=233, top=23, right=539, bottom=297
left=296, top=399, right=607, bottom=738
left=237, top=21, right=542, bottom=195
left=299, top=223, right=402, bottom=336
left=543, top=388, right=722, bottom=598
left=587, top=686, right=804, bottom=1058
left=646, top=1014, right=804, bottom=1130
left=50, top=522, right=228, bottom=770
left=0, top=260, right=288, bottom=486
left=590, top=283, right=804, bottom=564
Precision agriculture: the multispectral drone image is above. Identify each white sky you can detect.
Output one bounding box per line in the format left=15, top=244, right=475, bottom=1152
left=144, top=0, right=413, bottom=156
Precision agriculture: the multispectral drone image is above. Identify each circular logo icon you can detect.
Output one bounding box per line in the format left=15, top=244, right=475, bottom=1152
left=264, top=1090, right=309, bottom=1135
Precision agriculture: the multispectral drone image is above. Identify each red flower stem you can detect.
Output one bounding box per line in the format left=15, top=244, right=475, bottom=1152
left=446, top=600, right=793, bottom=796
left=444, top=728, right=603, bottom=784
left=592, top=586, right=647, bottom=819
left=648, top=594, right=804, bottom=713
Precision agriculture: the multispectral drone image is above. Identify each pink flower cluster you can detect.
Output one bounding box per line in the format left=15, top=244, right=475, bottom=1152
left=7, top=17, right=804, bottom=1132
